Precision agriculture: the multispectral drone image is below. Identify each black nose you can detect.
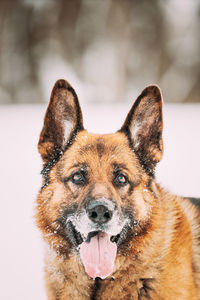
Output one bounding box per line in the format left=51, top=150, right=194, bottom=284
left=87, top=204, right=113, bottom=224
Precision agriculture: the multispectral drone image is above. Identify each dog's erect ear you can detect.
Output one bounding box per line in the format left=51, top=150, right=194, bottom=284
left=38, top=79, right=84, bottom=163
left=120, top=85, right=163, bottom=176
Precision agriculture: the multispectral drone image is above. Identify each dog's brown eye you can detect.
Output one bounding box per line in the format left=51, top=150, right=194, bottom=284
left=114, top=173, right=128, bottom=187
left=71, top=171, right=86, bottom=185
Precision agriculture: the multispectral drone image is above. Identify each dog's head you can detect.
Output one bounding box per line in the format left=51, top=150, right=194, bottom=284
left=36, top=79, right=163, bottom=279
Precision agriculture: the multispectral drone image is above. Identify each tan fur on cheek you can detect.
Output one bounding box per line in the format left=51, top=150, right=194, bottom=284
left=50, top=184, right=66, bottom=205
left=133, top=186, right=154, bottom=221
left=49, top=167, right=79, bottom=206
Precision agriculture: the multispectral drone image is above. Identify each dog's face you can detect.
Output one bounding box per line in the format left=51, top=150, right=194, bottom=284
left=36, top=79, right=163, bottom=279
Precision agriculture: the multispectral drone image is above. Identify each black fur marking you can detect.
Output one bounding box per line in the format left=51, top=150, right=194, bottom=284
left=147, top=178, right=154, bottom=193
left=41, top=147, right=64, bottom=189
left=90, top=277, right=102, bottom=300
left=56, top=204, right=84, bottom=249
left=119, top=126, right=134, bottom=149
left=128, top=180, right=137, bottom=195
left=136, top=152, right=155, bottom=178
left=96, top=142, right=105, bottom=158
left=66, top=85, right=84, bottom=133
left=109, top=206, right=141, bottom=251
left=138, top=278, right=155, bottom=299
left=65, top=220, right=83, bottom=248
left=118, top=129, right=155, bottom=177
left=56, top=79, right=68, bottom=89
left=188, top=197, right=200, bottom=211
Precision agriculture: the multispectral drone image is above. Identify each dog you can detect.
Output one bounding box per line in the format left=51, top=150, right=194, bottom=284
left=36, top=79, right=200, bottom=299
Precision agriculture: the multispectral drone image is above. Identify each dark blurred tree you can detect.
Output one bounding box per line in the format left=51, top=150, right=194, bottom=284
left=0, top=0, right=199, bottom=104
left=185, top=2, right=200, bottom=103
left=0, top=0, right=43, bottom=103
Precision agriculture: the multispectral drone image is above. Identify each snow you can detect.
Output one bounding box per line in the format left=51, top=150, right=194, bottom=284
left=0, top=103, right=200, bottom=300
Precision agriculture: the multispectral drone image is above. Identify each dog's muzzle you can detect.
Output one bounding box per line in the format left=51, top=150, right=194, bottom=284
left=61, top=198, right=128, bottom=244
left=57, top=198, right=135, bottom=279
left=86, top=202, right=113, bottom=225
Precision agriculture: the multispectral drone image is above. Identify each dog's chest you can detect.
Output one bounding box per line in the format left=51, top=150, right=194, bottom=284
left=90, top=276, right=155, bottom=300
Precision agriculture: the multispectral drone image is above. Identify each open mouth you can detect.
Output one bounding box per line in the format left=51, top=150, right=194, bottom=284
left=86, top=230, right=121, bottom=244
left=57, top=203, right=134, bottom=280
left=66, top=220, right=122, bottom=248
left=79, top=230, right=118, bottom=279
left=65, top=221, right=127, bottom=279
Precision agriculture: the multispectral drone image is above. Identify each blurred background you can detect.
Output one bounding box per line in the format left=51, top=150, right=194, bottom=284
left=0, top=0, right=200, bottom=105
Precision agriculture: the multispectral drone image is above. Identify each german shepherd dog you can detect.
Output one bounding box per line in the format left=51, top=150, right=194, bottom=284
left=36, top=79, right=200, bottom=299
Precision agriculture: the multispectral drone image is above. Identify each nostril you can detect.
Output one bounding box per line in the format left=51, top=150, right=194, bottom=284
left=90, top=211, right=98, bottom=219
left=104, top=211, right=111, bottom=220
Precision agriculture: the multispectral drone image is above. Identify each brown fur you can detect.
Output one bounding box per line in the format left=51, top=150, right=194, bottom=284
left=36, top=79, right=200, bottom=299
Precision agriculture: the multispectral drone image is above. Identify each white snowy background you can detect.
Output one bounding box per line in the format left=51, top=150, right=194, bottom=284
left=0, top=101, right=200, bottom=300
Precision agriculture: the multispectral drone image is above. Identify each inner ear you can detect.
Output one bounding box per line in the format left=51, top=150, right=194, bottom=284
left=38, top=79, right=84, bottom=164
left=120, top=85, right=163, bottom=176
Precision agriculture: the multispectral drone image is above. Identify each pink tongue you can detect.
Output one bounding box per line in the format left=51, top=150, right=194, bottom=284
left=80, top=232, right=117, bottom=279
